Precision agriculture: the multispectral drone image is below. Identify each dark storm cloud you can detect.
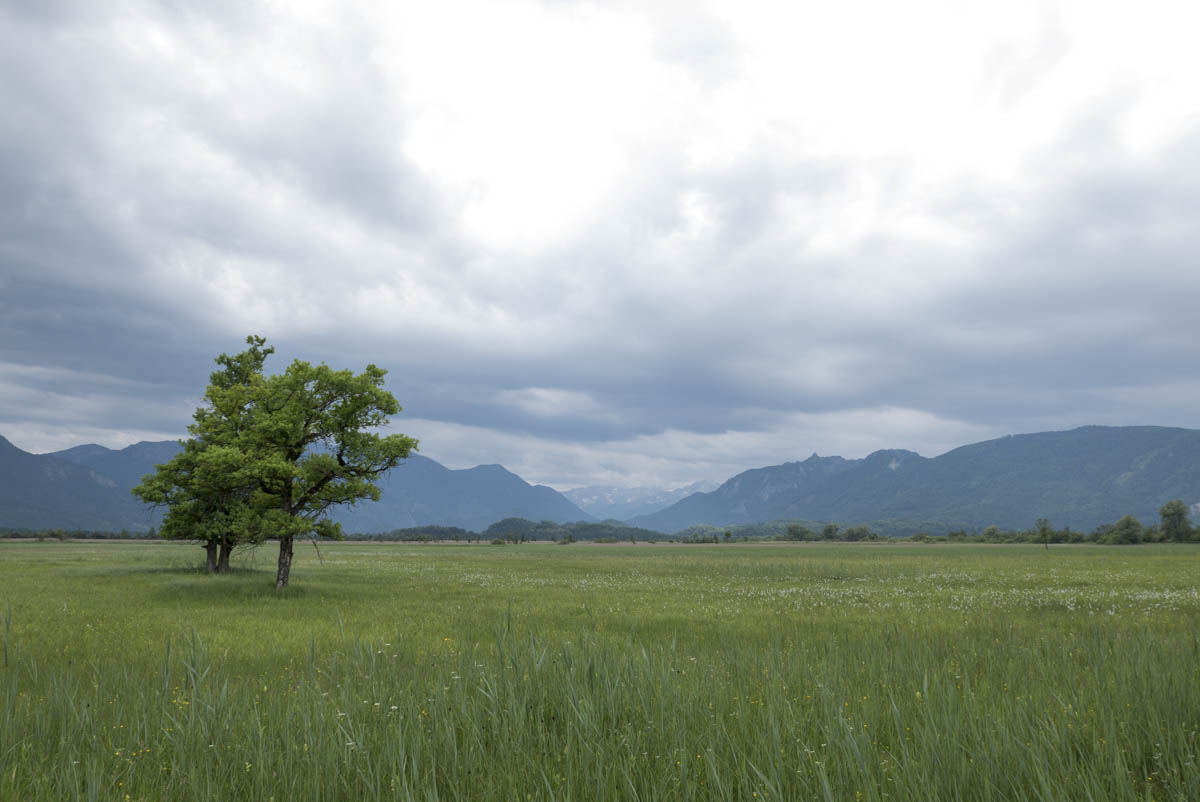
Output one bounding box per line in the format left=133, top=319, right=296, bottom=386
left=2, top=1, right=1199, bottom=487
left=886, top=131, right=1200, bottom=429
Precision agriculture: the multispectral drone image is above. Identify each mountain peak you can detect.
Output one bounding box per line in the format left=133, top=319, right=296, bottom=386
left=50, top=443, right=115, bottom=461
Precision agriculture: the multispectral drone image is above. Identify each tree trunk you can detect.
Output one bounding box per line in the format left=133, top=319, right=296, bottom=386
left=217, top=537, right=233, bottom=573
left=204, top=540, right=218, bottom=573
left=275, top=535, right=294, bottom=588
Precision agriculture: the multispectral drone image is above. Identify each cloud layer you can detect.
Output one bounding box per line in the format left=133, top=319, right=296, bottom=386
left=3, top=0, right=1198, bottom=489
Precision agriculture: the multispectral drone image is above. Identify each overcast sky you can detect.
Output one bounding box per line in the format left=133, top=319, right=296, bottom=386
left=2, top=0, right=1199, bottom=490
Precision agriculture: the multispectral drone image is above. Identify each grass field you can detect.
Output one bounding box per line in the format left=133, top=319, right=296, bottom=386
left=2, top=540, right=1199, bottom=800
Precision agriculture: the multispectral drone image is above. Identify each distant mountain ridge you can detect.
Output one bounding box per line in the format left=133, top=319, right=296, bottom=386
left=329, top=454, right=591, bottom=532
left=0, top=437, right=590, bottom=533
left=0, top=436, right=156, bottom=531
left=632, top=426, right=1200, bottom=534
left=4, top=425, right=1197, bottom=536
left=563, top=480, right=721, bottom=520
left=51, top=440, right=186, bottom=491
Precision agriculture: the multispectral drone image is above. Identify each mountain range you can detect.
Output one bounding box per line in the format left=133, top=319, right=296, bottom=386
left=2, top=425, right=1197, bottom=536
left=327, top=455, right=588, bottom=532
left=0, top=435, right=158, bottom=531
left=0, top=437, right=590, bottom=533
left=631, top=426, right=1200, bottom=534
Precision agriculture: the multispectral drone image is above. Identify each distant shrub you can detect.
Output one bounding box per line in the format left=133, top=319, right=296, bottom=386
left=1101, top=515, right=1143, bottom=545
left=785, top=524, right=817, bottom=541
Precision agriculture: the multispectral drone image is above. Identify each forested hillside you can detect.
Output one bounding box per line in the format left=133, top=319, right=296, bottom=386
left=633, top=426, right=1200, bottom=533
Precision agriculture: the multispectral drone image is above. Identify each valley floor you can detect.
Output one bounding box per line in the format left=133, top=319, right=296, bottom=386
left=2, top=541, right=1198, bottom=800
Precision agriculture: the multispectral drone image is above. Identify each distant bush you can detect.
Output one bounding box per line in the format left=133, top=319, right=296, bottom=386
left=784, top=524, right=817, bottom=541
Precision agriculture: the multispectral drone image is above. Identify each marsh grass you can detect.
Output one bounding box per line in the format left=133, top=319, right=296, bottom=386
left=1, top=541, right=1198, bottom=800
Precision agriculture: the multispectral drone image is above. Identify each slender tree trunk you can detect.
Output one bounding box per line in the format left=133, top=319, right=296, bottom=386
left=217, top=536, right=233, bottom=573
left=204, top=540, right=218, bottom=573
left=275, top=535, right=294, bottom=588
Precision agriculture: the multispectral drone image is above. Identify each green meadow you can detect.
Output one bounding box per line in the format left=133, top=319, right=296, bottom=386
left=2, top=541, right=1199, bottom=800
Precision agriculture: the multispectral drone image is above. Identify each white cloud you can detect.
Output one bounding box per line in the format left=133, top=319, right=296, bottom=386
left=3, top=424, right=185, bottom=456
left=398, top=406, right=999, bottom=490
left=494, top=387, right=615, bottom=422
left=0, top=362, right=193, bottom=453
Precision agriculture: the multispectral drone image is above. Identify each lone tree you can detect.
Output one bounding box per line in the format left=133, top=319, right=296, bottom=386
left=1159, top=499, right=1192, bottom=543
left=134, top=336, right=417, bottom=586
left=1036, top=517, right=1052, bottom=550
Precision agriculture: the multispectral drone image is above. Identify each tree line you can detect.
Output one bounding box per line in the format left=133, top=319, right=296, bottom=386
left=10, top=499, right=1193, bottom=549
left=0, top=528, right=158, bottom=541
left=345, top=502, right=1196, bottom=545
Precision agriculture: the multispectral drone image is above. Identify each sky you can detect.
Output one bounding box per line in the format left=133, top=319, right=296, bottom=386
left=2, top=0, right=1199, bottom=491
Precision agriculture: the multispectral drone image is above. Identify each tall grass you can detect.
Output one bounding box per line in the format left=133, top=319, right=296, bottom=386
left=1, top=542, right=1198, bottom=800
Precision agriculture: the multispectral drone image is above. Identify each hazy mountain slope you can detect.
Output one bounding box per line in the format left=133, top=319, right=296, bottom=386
left=331, top=455, right=591, bottom=532
left=0, top=436, right=155, bottom=531
left=563, top=480, right=721, bottom=520
left=887, top=426, right=1200, bottom=530
left=630, top=455, right=854, bottom=531
left=25, top=438, right=590, bottom=533
left=52, top=440, right=183, bottom=489
left=633, top=426, right=1200, bottom=533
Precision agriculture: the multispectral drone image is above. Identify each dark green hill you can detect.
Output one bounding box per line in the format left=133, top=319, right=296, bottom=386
left=632, top=426, right=1200, bottom=534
